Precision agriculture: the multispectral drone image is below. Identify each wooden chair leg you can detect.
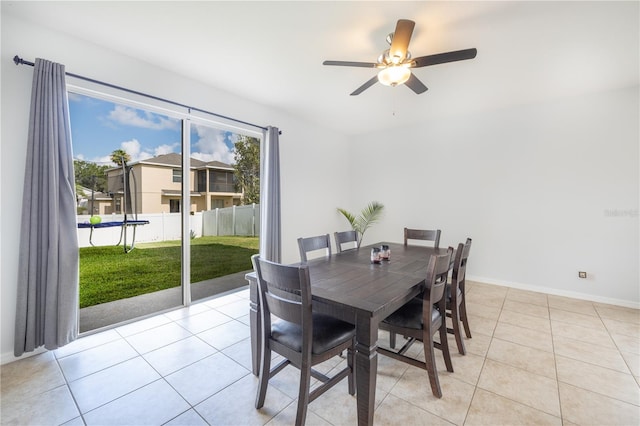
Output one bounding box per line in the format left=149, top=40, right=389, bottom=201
left=439, top=323, right=454, bottom=373
left=451, top=305, right=466, bottom=355
left=460, top=298, right=472, bottom=338
left=347, top=342, right=355, bottom=395
left=423, top=337, right=442, bottom=398
left=295, top=365, right=311, bottom=426
left=255, top=347, right=271, bottom=409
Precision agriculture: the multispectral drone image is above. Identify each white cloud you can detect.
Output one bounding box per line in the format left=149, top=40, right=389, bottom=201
left=121, top=139, right=142, bottom=157
left=191, top=124, right=235, bottom=164
left=83, top=154, right=116, bottom=166
left=108, top=105, right=179, bottom=130
left=154, top=144, right=178, bottom=156
left=77, top=139, right=179, bottom=166
left=68, top=92, right=83, bottom=103
left=120, top=139, right=154, bottom=162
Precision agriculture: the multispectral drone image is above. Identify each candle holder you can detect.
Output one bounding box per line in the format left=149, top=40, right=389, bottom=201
left=380, top=244, right=390, bottom=261
left=370, top=247, right=382, bottom=264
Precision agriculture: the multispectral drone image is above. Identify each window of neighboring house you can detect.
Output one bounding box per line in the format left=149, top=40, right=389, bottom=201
left=212, top=199, right=225, bottom=209
left=210, top=170, right=235, bottom=192
left=115, top=197, right=121, bottom=214
left=196, top=170, right=207, bottom=192
left=173, top=169, right=182, bottom=183
left=170, top=199, right=180, bottom=213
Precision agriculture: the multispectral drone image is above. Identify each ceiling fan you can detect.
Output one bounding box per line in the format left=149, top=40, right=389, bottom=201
left=323, top=19, right=477, bottom=96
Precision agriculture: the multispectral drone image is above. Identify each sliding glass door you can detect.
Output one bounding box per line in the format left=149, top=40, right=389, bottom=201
left=69, top=90, right=185, bottom=332
left=188, top=120, right=260, bottom=303
left=69, top=89, right=261, bottom=332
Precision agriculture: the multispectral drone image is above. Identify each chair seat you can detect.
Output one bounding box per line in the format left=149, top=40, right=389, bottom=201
left=382, top=298, right=441, bottom=330
left=272, top=314, right=355, bottom=354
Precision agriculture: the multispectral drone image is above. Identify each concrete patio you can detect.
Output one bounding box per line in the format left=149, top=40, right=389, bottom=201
left=79, top=270, right=251, bottom=333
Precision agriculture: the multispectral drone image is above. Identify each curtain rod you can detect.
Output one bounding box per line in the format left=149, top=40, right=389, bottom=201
left=14, top=55, right=277, bottom=133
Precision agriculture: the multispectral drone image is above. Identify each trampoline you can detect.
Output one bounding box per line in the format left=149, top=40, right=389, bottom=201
left=77, top=157, right=148, bottom=253
left=78, top=220, right=149, bottom=253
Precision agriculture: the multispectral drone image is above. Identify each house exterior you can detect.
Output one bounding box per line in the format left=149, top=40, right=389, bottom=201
left=76, top=186, right=113, bottom=215
left=105, top=153, right=242, bottom=214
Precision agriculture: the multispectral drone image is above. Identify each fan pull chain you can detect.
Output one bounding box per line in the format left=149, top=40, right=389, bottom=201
left=391, top=90, right=397, bottom=117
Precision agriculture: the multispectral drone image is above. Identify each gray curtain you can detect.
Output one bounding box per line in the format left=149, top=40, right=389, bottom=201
left=259, top=126, right=281, bottom=262
left=15, top=58, right=79, bottom=356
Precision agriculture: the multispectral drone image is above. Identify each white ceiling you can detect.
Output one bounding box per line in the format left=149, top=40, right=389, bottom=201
left=4, top=1, right=639, bottom=136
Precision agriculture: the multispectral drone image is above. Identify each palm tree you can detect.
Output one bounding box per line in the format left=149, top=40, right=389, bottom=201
left=110, top=149, right=131, bottom=166
left=337, top=201, right=385, bottom=248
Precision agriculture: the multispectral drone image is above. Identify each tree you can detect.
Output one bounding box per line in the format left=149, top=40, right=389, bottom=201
left=75, top=183, right=88, bottom=214
left=233, top=136, right=260, bottom=205
left=74, top=159, right=109, bottom=192
left=110, top=149, right=131, bottom=166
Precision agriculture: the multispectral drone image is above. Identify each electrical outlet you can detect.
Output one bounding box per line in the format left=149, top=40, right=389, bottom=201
left=578, top=271, right=587, bottom=279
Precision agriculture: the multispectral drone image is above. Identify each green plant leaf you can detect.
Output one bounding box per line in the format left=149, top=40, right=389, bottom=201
left=337, top=201, right=384, bottom=247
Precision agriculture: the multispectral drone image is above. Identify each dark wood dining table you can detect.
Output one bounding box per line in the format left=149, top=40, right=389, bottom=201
left=246, top=242, right=448, bottom=425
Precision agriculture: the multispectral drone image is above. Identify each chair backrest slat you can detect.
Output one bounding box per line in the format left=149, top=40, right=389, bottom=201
left=252, top=254, right=311, bottom=325
left=334, top=230, right=358, bottom=253
left=425, top=248, right=454, bottom=306
left=264, top=292, right=303, bottom=324
left=404, top=228, right=441, bottom=248
left=298, top=234, right=332, bottom=262
left=452, top=238, right=472, bottom=292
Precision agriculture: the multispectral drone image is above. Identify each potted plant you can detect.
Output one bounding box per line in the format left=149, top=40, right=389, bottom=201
left=337, top=201, right=385, bottom=248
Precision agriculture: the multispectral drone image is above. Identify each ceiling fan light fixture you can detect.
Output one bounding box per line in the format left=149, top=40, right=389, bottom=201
left=323, top=19, right=476, bottom=95
left=377, top=65, right=411, bottom=87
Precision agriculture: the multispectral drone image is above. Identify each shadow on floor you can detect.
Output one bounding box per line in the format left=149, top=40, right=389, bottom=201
left=79, top=270, right=251, bottom=333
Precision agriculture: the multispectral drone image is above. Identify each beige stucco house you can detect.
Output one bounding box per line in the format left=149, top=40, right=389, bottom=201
left=105, top=153, right=242, bottom=214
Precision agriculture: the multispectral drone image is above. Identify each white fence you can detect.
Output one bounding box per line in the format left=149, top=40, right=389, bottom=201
left=77, top=204, right=259, bottom=248
left=202, top=204, right=260, bottom=237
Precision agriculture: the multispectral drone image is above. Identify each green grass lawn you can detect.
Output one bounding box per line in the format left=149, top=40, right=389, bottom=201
left=79, top=236, right=259, bottom=308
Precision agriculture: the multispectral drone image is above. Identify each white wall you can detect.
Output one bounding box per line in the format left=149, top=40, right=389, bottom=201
left=0, top=13, right=350, bottom=363
left=347, top=86, right=639, bottom=306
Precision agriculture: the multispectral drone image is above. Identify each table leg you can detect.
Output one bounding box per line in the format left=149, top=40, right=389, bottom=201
left=245, top=272, right=261, bottom=376
left=355, top=313, right=378, bottom=426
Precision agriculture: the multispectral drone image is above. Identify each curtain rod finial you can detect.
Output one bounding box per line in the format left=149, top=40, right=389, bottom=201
left=13, top=55, right=35, bottom=67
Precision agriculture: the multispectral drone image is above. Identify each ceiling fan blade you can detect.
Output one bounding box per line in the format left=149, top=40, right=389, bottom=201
left=404, top=74, right=428, bottom=94
left=389, top=19, right=415, bottom=62
left=323, top=60, right=378, bottom=68
left=350, top=75, right=379, bottom=96
left=412, top=48, right=477, bottom=68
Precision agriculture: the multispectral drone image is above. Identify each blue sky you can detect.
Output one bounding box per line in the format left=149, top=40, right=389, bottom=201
left=68, top=92, right=238, bottom=166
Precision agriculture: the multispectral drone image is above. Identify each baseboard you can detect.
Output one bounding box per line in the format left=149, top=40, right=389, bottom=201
left=468, top=275, right=640, bottom=310
left=1, top=346, right=48, bottom=366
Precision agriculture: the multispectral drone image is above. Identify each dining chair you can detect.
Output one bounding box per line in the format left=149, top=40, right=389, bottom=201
left=404, top=227, right=441, bottom=248
left=297, top=234, right=332, bottom=262
left=251, top=254, right=355, bottom=426
left=446, top=238, right=473, bottom=355
left=378, top=249, right=454, bottom=398
left=334, top=230, right=358, bottom=253
left=389, top=227, right=443, bottom=348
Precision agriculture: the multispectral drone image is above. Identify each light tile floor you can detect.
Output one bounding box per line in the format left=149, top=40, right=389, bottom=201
left=2, top=282, right=639, bottom=425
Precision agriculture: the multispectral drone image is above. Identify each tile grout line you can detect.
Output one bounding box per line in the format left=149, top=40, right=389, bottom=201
left=548, top=292, right=566, bottom=424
